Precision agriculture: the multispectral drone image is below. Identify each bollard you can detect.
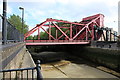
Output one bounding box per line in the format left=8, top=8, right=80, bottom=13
left=36, top=60, right=43, bottom=80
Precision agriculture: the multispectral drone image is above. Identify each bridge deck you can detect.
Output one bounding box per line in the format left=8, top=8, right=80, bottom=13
left=25, top=40, right=90, bottom=45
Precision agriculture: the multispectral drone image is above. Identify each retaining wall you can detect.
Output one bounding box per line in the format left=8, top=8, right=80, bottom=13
left=0, top=43, right=35, bottom=78
left=69, top=46, right=120, bottom=71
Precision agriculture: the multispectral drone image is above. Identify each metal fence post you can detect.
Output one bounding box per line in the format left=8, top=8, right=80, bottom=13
left=36, top=60, right=43, bottom=80
left=2, top=0, right=7, bottom=45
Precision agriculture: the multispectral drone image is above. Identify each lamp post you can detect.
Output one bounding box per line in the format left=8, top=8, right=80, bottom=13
left=19, top=7, right=24, bottom=34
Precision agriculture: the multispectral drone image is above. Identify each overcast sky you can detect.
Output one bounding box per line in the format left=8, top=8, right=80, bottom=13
left=0, top=0, right=119, bottom=32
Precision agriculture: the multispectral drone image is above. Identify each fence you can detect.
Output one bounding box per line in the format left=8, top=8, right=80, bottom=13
left=0, top=60, right=43, bottom=80
left=0, top=14, right=24, bottom=43
left=7, top=21, right=24, bottom=42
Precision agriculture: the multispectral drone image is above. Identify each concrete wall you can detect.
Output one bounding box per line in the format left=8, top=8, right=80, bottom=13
left=68, top=46, right=120, bottom=71
left=0, top=32, right=2, bottom=40
left=0, top=43, right=35, bottom=78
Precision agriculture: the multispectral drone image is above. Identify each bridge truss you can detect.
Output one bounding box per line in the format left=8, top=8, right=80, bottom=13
left=25, top=14, right=104, bottom=45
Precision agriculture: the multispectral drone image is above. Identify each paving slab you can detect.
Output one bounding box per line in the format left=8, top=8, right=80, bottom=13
left=41, top=60, right=119, bottom=79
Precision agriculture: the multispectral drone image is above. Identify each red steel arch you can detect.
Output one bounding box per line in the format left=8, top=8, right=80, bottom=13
left=25, top=14, right=104, bottom=45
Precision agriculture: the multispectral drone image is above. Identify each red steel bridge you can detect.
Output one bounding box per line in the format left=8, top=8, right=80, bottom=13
left=24, top=14, right=104, bottom=45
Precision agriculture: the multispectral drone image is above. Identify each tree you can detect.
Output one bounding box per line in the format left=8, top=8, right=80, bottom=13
left=26, top=36, right=33, bottom=40
left=8, top=14, right=29, bottom=34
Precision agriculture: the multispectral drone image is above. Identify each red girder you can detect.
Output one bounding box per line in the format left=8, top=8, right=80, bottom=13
left=58, top=30, right=69, bottom=40
left=24, top=14, right=104, bottom=45
left=43, top=25, right=70, bottom=28
left=46, top=18, right=85, bottom=26
left=24, top=21, right=47, bottom=39
left=41, top=27, right=56, bottom=40
left=52, top=22, right=69, bottom=39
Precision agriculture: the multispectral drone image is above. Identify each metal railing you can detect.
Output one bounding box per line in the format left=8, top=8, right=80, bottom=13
left=0, top=14, right=24, bottom=44
left=7, top=21, right=24, bottom=42
left=25, top=40, right=90, bottom=43
left=0, top=60, right=43, bottom=80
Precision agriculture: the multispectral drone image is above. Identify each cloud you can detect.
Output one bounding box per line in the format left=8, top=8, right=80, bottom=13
left=6, top=0, right=56, bottom=3
left=55, top=0, right=69, bottom=5
left=0, top=2, right=3, bottom=14
left=3, top=0, right=119, bottom=32
left=7, top=5, right=13, bottom=15
left=104, top=14, right=118, bottom=31
left=0, top=2, right=13, bottom=17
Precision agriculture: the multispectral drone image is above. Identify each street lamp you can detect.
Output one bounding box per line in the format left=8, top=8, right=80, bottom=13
left=19, top=7, right=24, bottom=34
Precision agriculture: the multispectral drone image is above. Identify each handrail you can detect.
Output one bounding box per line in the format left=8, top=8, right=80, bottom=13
left=0, top=67, right=36, bottom=72
left=25, top=40, right=90, bottom=42
left=0, top=60, right=43, bottom=80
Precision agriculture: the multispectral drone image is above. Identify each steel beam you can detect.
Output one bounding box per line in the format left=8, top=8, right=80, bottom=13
left=56, top=29, right=58, bottom=39
left=49, top=22, right=51, bottom=40
left=86, top=27, right=88, bottom=40
left=73, top=26, right=86, bottom=40
left=43, top=25, right=70, bottom=28
left=47, top=18, right=84, bottom=26
left=58, top=30, right=69, bottom=40
left=52, top=22, right=69, bottom=39
left=38, top=28, right=40, bottom=40
left=70, top=24, right=72, bottom=40
left=41, top=27, right=55, bottom=40
left=24, top=21, right=47, bottom=39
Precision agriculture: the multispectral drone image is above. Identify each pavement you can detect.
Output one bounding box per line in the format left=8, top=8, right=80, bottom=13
left=41, top=60, right=119, bottom=78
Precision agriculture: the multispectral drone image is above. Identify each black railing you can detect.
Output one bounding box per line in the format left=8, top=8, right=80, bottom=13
left=0, top=14, right=24, bottom=44
left=0, top=60, right=43, bottom=80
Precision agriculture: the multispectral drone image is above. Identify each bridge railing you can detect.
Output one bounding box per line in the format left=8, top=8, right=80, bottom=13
left=25, top=40, right=90, bottom=43
left=0, top=60, right=43, bottom=80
